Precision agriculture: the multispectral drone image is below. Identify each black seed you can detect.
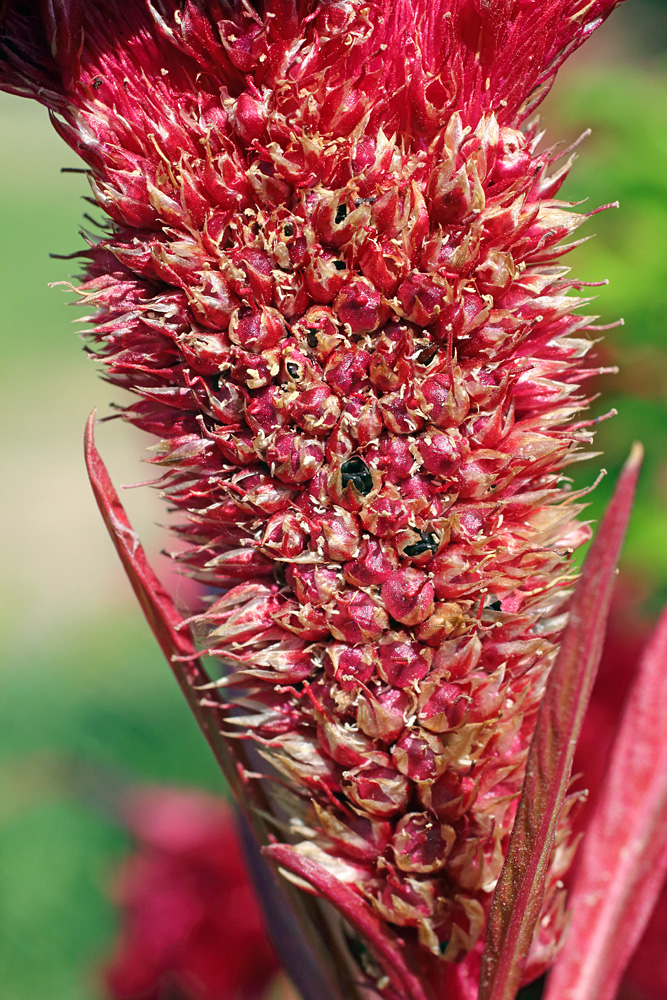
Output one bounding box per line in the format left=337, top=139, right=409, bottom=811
left=341, top=456, right=373, bottom=495
left=307, top=328, right=319, bottom=348
left=92, top=76, right=103, bottom=90
left=517, top=975, right=546, bottom=1000
left=347, top=932, right=370, bottom=963
left=488, top=599, right=502, bottom=612
left=335, top=203, right=348, bottom=224
left=333, top=259, right=346, bottom=271
left=404, top=531, right=439, bottom=557
left=284, top=223, right=294, bottom=236
left=438, top=940, right=450, bottom=956
left=286, top=362, right=300, bottom=379
left=418, top=345, right=439, bottom=366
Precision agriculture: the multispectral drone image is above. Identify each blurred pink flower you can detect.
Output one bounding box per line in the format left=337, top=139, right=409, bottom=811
left=104, top=787, right=280, bottom=1000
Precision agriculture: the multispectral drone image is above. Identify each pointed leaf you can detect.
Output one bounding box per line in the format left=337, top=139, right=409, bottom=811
left=238, top=819, right=347, bottom=1000
left=478, top=444, right=643, bottom=1000
left=40, top=0, right=84, bottom=85
left=84, top=412, right=243, bottom=795
left=265, top=843, right=433, bottom=1000
left=544, top=604, right=667, bottom=1000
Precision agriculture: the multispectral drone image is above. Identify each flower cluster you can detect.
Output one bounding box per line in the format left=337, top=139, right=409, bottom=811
left=100, top=597, right=667, bottom=1000
left=7, top=3, right=663, bottom=1000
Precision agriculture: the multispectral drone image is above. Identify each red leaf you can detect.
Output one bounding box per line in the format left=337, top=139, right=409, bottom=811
left=544, top=604, right=667, bottom=1000
left=238, top=821, right=348, bottom=1000
left=40, top=0, right=84, bottom=86
left=264, top=843, right=433, bottom=1000
left=478, top=443, right=643, bottom=1000
left=84, top=412, right=240, bottom=794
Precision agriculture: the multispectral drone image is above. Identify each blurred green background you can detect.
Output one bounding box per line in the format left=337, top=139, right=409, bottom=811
left=1, top=4, right=666, bottom=998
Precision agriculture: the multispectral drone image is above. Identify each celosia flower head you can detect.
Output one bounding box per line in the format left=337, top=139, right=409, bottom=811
left=3, top=4, right=666, bottom=1000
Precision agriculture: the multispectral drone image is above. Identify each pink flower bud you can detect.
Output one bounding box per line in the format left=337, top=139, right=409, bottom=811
left=381, top=569, right=436, bottom=626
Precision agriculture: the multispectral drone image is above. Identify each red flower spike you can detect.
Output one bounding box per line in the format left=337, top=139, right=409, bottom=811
left=0, top=1, right=639, bottom=997
left=478, top=443, right=643, bottom=1000
left=544, top=603, right=667, bottom=1000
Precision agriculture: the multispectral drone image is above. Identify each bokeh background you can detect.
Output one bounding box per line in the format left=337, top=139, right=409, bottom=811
left=1, top=4, right=666, bottom=998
